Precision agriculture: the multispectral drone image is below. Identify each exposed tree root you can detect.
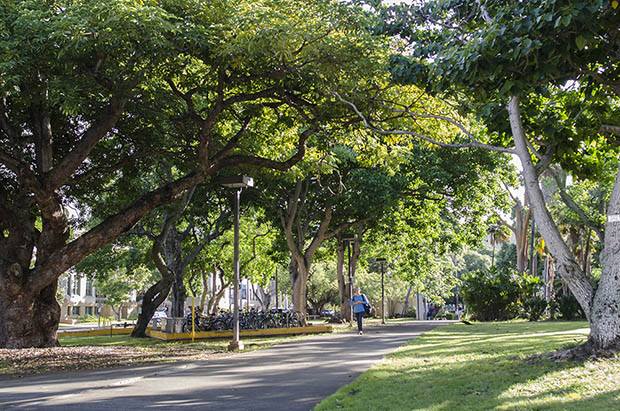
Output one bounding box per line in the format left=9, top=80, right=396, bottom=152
left=528, top=339, right=620, bottom=363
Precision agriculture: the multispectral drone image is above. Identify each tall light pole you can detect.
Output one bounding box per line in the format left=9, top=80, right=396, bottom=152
left=376, top=258, right=387, bottom=324
left=221, top=175, right=254, bottom=351
left=341, top=234, right=356, bottom=323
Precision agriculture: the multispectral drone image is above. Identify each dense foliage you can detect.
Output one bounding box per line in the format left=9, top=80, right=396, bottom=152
left=461, top=267, right=546, bottom=321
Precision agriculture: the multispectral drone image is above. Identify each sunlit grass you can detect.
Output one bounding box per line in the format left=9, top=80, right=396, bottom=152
left=316, top=321, right=620, bottom=410
left=58, top=333, right=305, bottom=351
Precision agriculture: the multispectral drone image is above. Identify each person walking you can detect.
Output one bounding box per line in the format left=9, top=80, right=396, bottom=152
left=427, top=302, right=435, bottom=320
left=350, top=287, right=369, bottom=335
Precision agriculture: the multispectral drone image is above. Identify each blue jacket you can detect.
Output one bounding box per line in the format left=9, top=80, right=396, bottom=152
left=350, top=294, right=369, bottom=314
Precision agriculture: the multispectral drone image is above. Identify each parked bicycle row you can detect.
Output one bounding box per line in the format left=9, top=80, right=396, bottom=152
left=182, top=308, right=306, bottom=332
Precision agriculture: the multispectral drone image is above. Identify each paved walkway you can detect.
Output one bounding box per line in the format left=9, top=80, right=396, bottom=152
left=0, top=321, right=449, bottom=411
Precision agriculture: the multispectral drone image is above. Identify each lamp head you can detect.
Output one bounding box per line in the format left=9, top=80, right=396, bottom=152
left=220, top=175, right=254, bottom=188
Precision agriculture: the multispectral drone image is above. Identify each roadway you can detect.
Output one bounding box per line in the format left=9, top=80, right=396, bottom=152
left=0, top=321, right=450, bottom=411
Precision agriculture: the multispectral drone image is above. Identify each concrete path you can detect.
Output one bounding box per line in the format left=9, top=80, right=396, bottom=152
left=0, top=321, right=449, bottom=411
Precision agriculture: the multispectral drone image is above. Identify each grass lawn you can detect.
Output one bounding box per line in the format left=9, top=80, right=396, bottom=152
left=58, top=333, right=300, bottom=349
left=316, top=321, right=620, bottom=411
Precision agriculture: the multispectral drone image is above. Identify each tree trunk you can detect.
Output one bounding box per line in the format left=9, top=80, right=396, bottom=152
left=170, top=268, right=187, bottom=318
left=509, top=96, right=620, bottom=354
left=207, top=268, right=229, bottom=314
left=289, top=258, right=309, bottom=325
left=582, top=228, right=592, bottom=277
left=350, top=230, right=362, bottom=284
left=515, top=204, right=531, bottom=273
left=199, top=268, right=210, bottom=311
left=208, top=287, right=228, bottom=314
left=587, top=167, right=620, bottom=353
left=254, top=284, right=271, bottom=311
left=402, top=284, right=413, bottom=317
left=131, top=277, right=172, bottom=338
left=0, top=276, right=60, bottom=348
left=336, top=236, right=351, bottom=320
left=509, top=96, right=594, bottom=314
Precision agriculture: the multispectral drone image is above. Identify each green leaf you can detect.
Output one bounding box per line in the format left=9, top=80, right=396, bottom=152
left=561, top=15, right=572, bottom=27
left=575, top=35, right=587, bottom=50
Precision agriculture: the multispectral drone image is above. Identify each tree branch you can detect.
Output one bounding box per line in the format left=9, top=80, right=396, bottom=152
left=333, top=92, right=516, bottom=154
left=166, top=79, right=202, bottom=124
left=549, top=167, right=604, bottom=241
left=46, top=97, right=129, bottom=190
left=601, top=124, right=620, bottom=136
left=215, top=127, right=313, bottom=171
left=28, top=170, right=206, bottom=293
left=209, top=117, right=252, bottom=164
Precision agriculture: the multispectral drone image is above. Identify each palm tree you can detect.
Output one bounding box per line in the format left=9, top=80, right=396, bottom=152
left=488, top=224, right=511, bottom=267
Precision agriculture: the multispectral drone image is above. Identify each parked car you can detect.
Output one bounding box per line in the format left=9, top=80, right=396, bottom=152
left=321, top=309, right=334, bottom=317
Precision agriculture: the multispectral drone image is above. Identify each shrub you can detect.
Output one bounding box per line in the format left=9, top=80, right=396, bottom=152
left=555, top=293, right=586, bottom=320
left=461, top=266, right=553, bottom=322
left=461, top=267, right=521, bottom=321
left=523, top=296, right=547, bottom=321
left=77, top=315, right=99, bottom=322
left=77, top=314, right=116, bottom=323
left=518, top=273, right=542, bottom=301
left=445, top=312, right=456, bottom=320
left=517, top=273, right=547, bottom=321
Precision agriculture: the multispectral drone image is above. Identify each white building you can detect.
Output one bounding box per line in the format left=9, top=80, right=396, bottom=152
left=57, top=273, right=137, bottom=323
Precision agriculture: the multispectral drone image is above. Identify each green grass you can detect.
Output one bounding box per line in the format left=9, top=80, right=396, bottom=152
left=316, top=321, right=620, bottom=410
left=58, top=333, right=307, bottom=350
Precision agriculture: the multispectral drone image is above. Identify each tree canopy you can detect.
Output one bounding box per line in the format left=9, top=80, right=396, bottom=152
left=0, top=0, right=387, bottom=348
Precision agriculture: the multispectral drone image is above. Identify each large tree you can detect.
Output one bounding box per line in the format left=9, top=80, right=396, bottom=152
left=362, top=0, right=620, bottom=355
left=0, top=0, right=378, bottom=348
left=264, top=161, right=397, bottom=317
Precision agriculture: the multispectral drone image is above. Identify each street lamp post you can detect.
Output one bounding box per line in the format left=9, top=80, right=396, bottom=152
left=376, top=258, right=387, bottom=324
left=221, top=175, right=254, bottom=351
left=341, top=234, right=356, bottom=323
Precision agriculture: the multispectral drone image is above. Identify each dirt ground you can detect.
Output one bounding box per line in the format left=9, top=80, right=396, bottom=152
left=0, top=345, right=227, bottom=376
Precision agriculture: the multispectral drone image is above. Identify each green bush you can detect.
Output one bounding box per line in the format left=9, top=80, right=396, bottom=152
left=518, top=273, right=542, bottom=301
left=405, top=308, right=417, bottom=318
left=461, top=267, right=522, bottom=321
left=445, top=312, right=456, bottom=320
left=523, top=296, right=547, bottom=321
left=555, top=293, right=586, bottom=320
left=77, top=315, right=99, bottom=322
left=461, top=267, right=550, bottom=321
left=518, top=273, right=547, bottom=321
left=77, top=315, right=114, bottom=323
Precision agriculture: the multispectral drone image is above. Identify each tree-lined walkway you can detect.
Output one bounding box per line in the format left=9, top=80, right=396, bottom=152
left=0, top=321, right=447, bottom=410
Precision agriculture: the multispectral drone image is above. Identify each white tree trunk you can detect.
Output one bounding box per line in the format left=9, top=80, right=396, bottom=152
left=509, top=96, right=620, bottom=353
left=589, top=168, right=620, bottom=351
left=509, top=96, right=594, bottom=315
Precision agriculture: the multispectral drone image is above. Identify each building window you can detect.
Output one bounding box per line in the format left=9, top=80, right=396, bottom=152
left=85, top=278, right=93, bottom=296
left=58, top=277, right=68, bottom=297
left=72, top=276, right=81, bottom=295
left=71, top=306, right=80, bottom=316
left=85, top=306, right=93, bottom=316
